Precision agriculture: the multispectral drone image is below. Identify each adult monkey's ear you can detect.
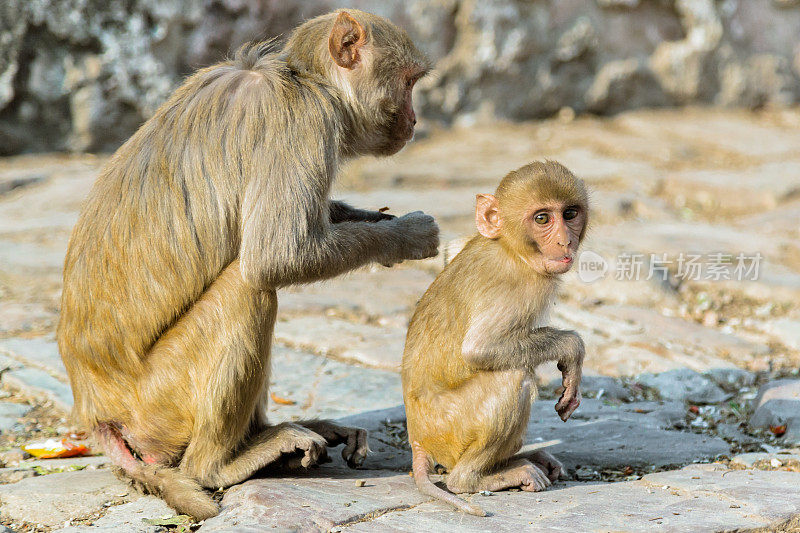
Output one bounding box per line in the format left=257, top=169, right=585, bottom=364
left=475, top=194, right=502, bottom=239
left=328, top=11, right=366, bottom=69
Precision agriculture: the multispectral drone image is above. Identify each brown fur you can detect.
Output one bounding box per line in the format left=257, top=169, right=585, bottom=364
left=58, top=10, right=437, bottom=519
left=401, top=161, right=588, bottom=516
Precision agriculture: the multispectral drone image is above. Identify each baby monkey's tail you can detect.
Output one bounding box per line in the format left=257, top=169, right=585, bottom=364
left=411, top=441, right=486, bottom=517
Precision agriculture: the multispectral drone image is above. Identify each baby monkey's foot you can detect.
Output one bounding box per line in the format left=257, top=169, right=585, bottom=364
left=479, top=458, right=552, bottom=493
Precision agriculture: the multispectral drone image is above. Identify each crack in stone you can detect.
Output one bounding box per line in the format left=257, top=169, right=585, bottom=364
left=0, top=175, right=47, bottom=196
left=329, top=501, right=428, bottom=531
left=634, top=471, right=776, bottom=521
left=273, top=338, right=386, bottom=372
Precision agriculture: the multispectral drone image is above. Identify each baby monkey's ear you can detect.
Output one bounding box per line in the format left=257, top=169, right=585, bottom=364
left=475, top=194, right=502, bottom=239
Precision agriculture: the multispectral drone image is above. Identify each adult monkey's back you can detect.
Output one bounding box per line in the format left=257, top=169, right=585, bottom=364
left=58, top=10, right=439, bottom=520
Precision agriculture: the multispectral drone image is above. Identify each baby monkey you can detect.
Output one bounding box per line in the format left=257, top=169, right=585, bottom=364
left=401, top=161, right=588, bottom=516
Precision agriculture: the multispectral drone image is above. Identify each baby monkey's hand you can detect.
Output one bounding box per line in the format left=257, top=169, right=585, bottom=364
left=555, top=360, right=582, bottom=422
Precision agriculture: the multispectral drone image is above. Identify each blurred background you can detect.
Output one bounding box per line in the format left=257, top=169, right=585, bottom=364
left=1, top=0, right=800, bottom=154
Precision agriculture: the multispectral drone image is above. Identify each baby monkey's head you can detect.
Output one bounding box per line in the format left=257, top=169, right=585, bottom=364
left=475, top=161, right=589, bottom=276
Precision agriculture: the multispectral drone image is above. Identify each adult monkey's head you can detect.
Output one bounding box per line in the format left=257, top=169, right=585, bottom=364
left=284, top=10, right=431, bottom=156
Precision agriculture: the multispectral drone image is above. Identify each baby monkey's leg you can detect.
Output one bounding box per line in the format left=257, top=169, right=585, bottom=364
left=441, top=370, right=553, bottom=493
left=449, top=456, right=551, bottom=493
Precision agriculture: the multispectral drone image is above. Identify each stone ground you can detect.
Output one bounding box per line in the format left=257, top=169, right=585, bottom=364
left=1, top=107, right=800, bottom=531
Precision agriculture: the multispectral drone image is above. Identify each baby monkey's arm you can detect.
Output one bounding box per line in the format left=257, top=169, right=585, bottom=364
left=462, top=323, right=584, bottom=421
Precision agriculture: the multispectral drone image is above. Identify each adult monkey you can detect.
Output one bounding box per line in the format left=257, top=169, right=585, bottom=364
left=58, top=10, right=438, bottom=519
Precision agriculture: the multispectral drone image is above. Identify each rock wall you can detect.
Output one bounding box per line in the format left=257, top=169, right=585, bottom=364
left=1, top=0, right=799, bottom=154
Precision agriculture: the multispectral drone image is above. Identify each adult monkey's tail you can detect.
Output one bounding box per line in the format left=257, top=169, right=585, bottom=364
left=96, top=423, right=219, bottom=520
left=411, top=441, right=486, bottom=517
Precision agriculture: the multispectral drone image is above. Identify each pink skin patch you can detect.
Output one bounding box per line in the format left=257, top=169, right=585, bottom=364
left=96, top=423, right=139, bottom=472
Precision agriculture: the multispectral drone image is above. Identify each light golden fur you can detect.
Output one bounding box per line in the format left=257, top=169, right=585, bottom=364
left=402, top=161, right=588, bottom=516
left=59, top=10, right=437, bottom=519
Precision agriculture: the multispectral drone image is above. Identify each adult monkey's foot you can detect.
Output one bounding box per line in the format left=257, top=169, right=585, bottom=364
left=271, top=422, right=330, bottom=469
left=527, top=449, right=564, bottom=482
left=300, top=420, right=369, bottom=468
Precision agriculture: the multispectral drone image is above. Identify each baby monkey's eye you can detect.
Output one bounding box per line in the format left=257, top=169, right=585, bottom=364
left=563, top=207, right=579, bottom=220
left=534, top=213, right=550, bottom=225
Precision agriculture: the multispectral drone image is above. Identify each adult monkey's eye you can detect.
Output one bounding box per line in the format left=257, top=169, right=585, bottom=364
left=563, top=207, right=579, bottom=220
left=534, top=213, right=549, bottom=225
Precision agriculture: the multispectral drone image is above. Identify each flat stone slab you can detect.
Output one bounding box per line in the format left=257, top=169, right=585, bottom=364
left=0, top=240, right=66, bottom=272
left=0, top=469, right=131, bottom=528
left=54, top=496, right=175, bottom=533
left=0, top=401, right=28, bottom=432
left=279, top=266, right=434, bottom=321
left=310, top=400, right=730, bottom=475
left=0, top=302, right=56, bottom=335
left=636, top=368, right=729, bottom=404
left=0, top=339, right=72, bottom=411
left=201, top=464, right=800, bottom=532
left=526, top=399, right=729, bottom=472
left=660, top=160, right=800, bottom=215
left=267, top=346, right=402, bottom=421
left=13, top=455, right=109, bottom=472
left=275, top=316, right=406, bottom=371
left=593, top=306, right=767, bottom=367
left=618, top=110, right=800, bottom=158
left=759, top=318, right=800, bottom=351
left=750, top=379, right=800, bottom=444
left=552, top=304, right=760, bottom=376
left=0, top=159, right=96, bottom=236
left=0, top=455, right=108, bottom=484
left=0, top=336, right=65, bottom=376
left=2, top=365, right=73, bottom=412
left=599, top=220, right=785, bottom=260
left=642, top=464, right=800, bottom=524
left=200, top=467, right=428, bottom=532
left=704, top=368, right=755, bottom=389
left=552, top=147, right=661, bottom=189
